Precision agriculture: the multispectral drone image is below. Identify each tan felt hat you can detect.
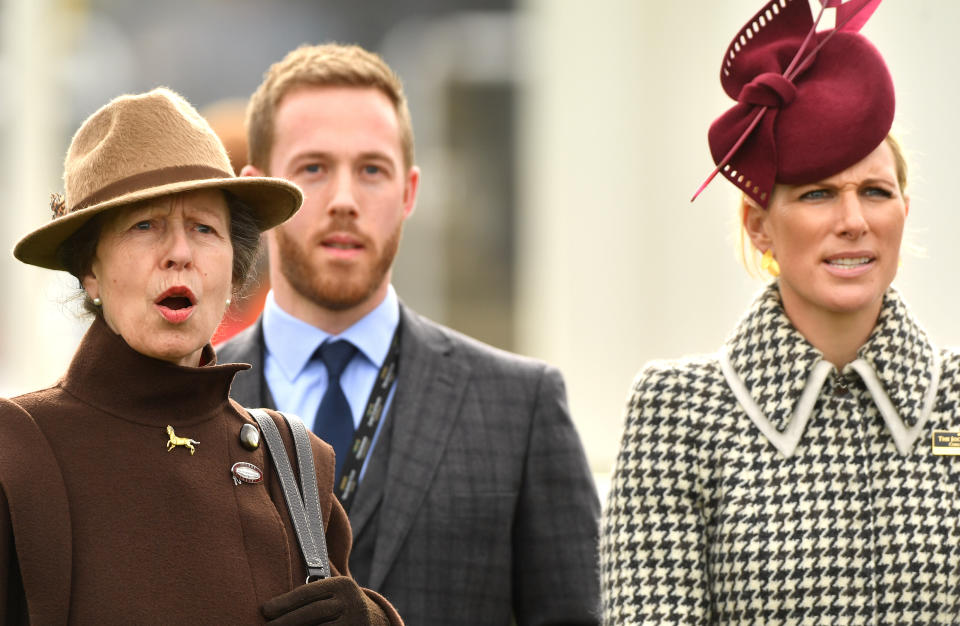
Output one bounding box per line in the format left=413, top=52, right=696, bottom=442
left=14, top=87, right=303, bottom=271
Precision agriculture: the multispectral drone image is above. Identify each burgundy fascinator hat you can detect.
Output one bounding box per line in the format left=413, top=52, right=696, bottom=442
left=692, top=0, right=894, bottom=207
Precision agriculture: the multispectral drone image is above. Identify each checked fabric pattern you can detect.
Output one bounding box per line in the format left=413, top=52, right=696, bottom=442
left=601, top=284, right=960, bottom=624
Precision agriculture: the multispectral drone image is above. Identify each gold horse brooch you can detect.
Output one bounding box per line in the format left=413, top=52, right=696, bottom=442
left=166, top=425, right=199, bottom=455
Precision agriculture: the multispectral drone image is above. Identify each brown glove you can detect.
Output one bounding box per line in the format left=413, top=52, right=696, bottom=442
left=261, top=576, right=388, bottom=625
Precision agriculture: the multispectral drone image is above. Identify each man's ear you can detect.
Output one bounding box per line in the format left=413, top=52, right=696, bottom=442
left=742, top=196, right=773, bottom=252
left=402, top=165, right=421, bottom=219
left=240, top=164, right=263, bottom=178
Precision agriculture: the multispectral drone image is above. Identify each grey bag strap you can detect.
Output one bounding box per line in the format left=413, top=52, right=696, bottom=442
left=248, top=408, right=331, bottom=580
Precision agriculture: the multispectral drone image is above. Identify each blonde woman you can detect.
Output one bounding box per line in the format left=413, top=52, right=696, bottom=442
left=601, top=1, right=959, bottom=623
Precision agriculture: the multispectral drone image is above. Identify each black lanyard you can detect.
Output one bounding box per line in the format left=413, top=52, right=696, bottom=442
left=335, top=324, right=400, bottom=511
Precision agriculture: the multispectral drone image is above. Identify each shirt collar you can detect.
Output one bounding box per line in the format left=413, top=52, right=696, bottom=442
left=336, top=285, right=400, bottom=368
left=262, top=286, right=400, bottom=381
left=720, top=283, right=940, bottom=457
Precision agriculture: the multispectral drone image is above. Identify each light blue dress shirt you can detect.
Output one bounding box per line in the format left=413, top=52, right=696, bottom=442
left=262, top=286, right=399, bottom=481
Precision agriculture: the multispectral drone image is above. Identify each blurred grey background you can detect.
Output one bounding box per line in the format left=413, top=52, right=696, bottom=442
left=1, top=0, right=956, bottom=481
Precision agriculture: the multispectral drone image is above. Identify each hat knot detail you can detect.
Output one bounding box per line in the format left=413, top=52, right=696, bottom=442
left=737, top=72, right=797, bottom=108
left=50, top=193, right=67, bottom=219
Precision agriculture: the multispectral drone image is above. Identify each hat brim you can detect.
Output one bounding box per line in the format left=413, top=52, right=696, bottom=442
left=13, top=175, right=303, bottom=271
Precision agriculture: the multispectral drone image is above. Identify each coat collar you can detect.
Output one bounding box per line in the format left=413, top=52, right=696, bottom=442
left=720, top=283, right=940, bottom=457
left=61, top=315, right=248, bottom=426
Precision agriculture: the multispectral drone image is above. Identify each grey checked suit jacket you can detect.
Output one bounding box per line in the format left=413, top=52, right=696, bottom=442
left=216, top=304, right=601, bottom=625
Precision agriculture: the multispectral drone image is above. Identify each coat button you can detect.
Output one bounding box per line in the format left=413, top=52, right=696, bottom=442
left=240, top=423, right=260, bottom=450
left=833, top=384, right=849, bottom=397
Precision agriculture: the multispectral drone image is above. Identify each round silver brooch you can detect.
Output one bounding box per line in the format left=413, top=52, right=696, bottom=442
left=231, top=461, right=264, bottom=485
left=239, top=423, right=260, bottom=450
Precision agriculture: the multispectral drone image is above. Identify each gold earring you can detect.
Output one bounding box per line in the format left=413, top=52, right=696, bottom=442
left=761, top=249, right=780, bottom=277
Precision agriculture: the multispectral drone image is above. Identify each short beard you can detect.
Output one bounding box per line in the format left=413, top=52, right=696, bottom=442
left=274, top=221, right=402, bottom=312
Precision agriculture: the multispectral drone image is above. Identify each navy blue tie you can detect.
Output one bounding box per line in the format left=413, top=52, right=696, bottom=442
left=313, top=340, right=358, bottom=485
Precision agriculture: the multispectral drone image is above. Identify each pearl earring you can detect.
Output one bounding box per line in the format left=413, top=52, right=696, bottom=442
left=225, top=298, right=232, bottom=307
left=92, top=297, right=102, bottom=307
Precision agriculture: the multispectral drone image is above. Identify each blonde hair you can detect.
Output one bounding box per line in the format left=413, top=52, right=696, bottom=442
left=738, top=134, right=909, bottom=278
left=247, top=43, right=415, bottom=173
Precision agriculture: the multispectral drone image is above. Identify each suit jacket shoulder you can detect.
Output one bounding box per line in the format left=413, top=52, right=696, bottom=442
left=215, top=304, right=555, bottom=393
left=400, top=305, right=556, bottom=388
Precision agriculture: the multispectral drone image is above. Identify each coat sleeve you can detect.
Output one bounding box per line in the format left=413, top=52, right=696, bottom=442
left=1, top=487, right=26, bottom=625
left=512, top=365, right=601, bottom=625
left=599, top=363, right=712, bottom=624
left=0, top=397, right=69, bottom=626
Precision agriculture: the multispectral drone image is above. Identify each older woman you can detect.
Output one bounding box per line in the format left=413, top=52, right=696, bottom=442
left=1, top=88, right=401, bottom=624
left=601, top=1, right=960, bottom=623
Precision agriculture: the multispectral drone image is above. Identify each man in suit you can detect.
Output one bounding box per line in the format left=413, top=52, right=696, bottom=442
left=217, top=43, right=600, bottom=625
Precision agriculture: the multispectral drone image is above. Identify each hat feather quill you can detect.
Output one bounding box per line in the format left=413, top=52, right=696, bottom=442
left=822, top=0, right=883, bottom=32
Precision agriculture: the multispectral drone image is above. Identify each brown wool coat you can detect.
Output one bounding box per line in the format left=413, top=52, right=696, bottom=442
left=0, top=316, right=400, bottom=624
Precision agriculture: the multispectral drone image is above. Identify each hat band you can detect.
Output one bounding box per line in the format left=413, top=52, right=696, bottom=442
left=70, top=164, right=232, bottom=213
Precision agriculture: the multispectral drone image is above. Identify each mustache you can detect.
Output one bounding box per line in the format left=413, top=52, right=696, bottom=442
left=313, top=218, right=372, bottom=247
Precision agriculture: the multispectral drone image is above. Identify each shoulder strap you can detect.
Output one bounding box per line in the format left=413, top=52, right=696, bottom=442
left=0, top=398, right=72, bottom=623
left=247, top=408, right=331, bottom=580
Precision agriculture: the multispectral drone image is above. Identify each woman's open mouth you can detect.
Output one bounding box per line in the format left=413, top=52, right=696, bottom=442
left=823, top=253, right=876, bottom=277
left=154, top=287, right=197, bottom=323
left=826, top=256, right=872, bottom=268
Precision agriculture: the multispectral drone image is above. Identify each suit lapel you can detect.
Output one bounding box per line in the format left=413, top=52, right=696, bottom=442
left=347, top=401, right=392, bottom=541
left=364, top=306, right=470, bottom=589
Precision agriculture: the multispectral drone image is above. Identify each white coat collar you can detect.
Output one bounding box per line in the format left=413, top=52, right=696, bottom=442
left=719, top=284, right=940, bottom=458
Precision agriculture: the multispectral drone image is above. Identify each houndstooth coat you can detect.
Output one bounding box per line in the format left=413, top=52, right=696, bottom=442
left=600, top=284, right=960, bottom=625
